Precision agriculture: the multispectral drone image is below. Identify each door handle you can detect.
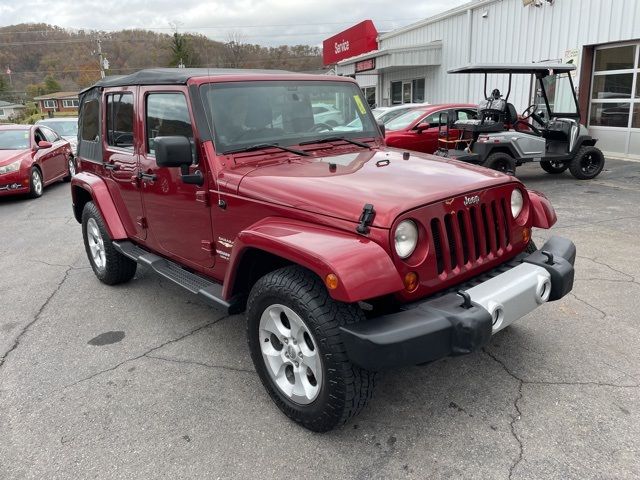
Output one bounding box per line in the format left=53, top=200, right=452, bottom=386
left=104, top=163, right=119, bottom=171
left=138, top=171, right=157, bottom=182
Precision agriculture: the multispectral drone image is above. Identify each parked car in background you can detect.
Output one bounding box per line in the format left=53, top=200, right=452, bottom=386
left=36, top=117, right=79, bottom=156
left=384, top=103, right=477, bottom=154
left=0, top=124, right=73, bottom=198
left=372, top=103, right=429, bottom=124
left=311, top=103, right=343, bottom=126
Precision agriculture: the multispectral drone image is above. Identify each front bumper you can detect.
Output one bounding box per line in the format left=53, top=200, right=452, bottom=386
left=341, top=236, right=575, bottom=371
left=0, top=170, right=29, bottom=196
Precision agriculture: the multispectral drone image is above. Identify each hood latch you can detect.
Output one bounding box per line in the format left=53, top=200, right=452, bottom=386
left=356, top=204, right=376, bottom=235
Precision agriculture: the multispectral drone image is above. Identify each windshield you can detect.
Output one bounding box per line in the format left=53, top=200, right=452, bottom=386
left=201, top=80, right=378, bottom=154
left=38, top=120, right=78, bottom=137
left=0, top=130, right=30, bottom=150
left=538, top=73, right=579, bottom=117
left=385, top=109, right=426, bottom=131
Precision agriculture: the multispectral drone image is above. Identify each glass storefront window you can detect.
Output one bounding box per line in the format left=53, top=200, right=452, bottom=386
left=589, top=102, right=630, bottom=127
left=412, top=78, right=425, bottom=103
left=391, top=82, right=402, bottom=104
left=591, top=73, right=634, bottom=99
left=632, top=104, right=640, bottom=129
left=594, top=45, right=636, bottom=71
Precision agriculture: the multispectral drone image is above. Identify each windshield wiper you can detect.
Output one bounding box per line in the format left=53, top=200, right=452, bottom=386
left=299, top=136, right=371, bottom=148
left=224, top=143, right=310, bottom=156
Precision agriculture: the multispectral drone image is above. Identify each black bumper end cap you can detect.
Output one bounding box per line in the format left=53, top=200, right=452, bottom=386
left=523, top=236, right=576, bottom=301
left=340, top=293, right=492, bottom=371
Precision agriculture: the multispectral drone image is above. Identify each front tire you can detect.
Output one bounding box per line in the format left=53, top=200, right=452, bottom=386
left=28, top=167, right=43, bottom=198
left=484, top=152, right=516, bottom=175
left=569, top=146, right=605, bottom=180
left=82, top=202, right=137, bottom=285
left=540, top=160, right=568, bottom=174
left=247, top=266, right=376, bottom=432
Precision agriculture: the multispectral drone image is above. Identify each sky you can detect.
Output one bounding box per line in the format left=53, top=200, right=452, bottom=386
left=0, top=0, right=470, bottom=46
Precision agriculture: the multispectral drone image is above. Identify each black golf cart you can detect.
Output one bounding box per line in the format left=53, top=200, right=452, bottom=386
left=435, top=63, right=605, bottom=179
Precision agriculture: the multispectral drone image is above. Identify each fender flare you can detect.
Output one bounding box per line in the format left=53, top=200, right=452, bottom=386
left=223, top=218, right=404, bottom=303
left=527, top=189, right=557, bottom=229
left=71, top=172, right=128, bottom=239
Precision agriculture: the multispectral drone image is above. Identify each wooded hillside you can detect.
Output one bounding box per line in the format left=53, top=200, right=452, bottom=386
left=0, top=24, right=324, bottom=101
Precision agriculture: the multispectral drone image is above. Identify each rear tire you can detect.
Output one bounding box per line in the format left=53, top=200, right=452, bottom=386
left=569, top=146, right=605, bottom=180
left=540, top=160, right=568, bottom=174
left=484, top=152, right=516, bottom=175
left=246, top=266, right=375, bottom=432
left=82, top=201, right=137, bottom=285
left=63, top=156, right=76, bottom=182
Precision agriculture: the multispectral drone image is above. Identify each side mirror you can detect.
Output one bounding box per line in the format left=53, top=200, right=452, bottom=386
left=37, top=140, right=53, bottom=150
left=154, top=136, right=203, bottom=186
left=415, top=122, right=430, bottom=133
left=155, top=136, right=193, bottom=168
left=377, top=120, right=385, bottom=137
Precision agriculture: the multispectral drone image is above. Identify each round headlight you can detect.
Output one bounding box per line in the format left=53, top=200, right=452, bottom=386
left=511, top=189, right=524, bottom=219
left=394, top=220, right=418, bottom=259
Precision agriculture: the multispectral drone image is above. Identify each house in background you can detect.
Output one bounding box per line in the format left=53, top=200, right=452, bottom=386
left=33, top=91, right=79, bottom=114
left=0, top=100, right=26, bottom=122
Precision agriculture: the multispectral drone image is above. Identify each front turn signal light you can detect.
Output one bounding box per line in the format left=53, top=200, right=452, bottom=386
left=404, top=272, right=419, bottom=292
left=325, top=273, right=339, bottom=290
left=522, top=227, right=531, bottom=245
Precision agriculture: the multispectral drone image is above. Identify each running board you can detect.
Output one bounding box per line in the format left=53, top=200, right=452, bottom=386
left=113, top=240, right=231, bottom=311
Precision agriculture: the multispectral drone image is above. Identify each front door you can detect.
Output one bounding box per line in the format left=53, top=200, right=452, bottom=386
left=40, top=126, right=67, bottom=177
left=138, top=87, right=215, bottom=268
left=402, top=82, right=412, bottom=104
left=103, top=88, right=146, bottom=240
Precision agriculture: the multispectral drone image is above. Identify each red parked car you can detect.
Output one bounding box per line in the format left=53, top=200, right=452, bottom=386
left=71, top=70, right=575, bottom=432
left=384, top=103, right=478, bottom=154
left=0, top=124, right=74, bottom=198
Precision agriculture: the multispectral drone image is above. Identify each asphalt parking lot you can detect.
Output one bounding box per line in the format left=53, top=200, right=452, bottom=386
left=1, top=159, right=639, bottom=480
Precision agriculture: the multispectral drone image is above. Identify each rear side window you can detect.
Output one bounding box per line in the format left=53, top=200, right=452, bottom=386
left=106, top=93, right=134, bottom=150
left=81, top=99, right=99, bottom=141
left=146, top=93, right=193, bottom=154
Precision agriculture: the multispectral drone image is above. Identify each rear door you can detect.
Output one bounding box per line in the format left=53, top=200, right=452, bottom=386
left=138, top=87, right=215, bottom=268
left=102, top=88, right=146, bottom=240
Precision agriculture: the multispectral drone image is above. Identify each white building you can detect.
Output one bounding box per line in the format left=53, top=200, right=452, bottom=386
left=0, top=100, right=25, bottom=122
left=335, top=0, right=640, bottom=159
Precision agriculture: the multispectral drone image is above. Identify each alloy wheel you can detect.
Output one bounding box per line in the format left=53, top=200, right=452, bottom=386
left=86, top=217, right=106, bottom=271
left=259, top=303, right=322, bottom=405
left=32, top=170, right=42, bottom=196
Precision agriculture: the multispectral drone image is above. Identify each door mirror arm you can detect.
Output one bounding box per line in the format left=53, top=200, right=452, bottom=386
left=180, top=164, right=204, bottom=186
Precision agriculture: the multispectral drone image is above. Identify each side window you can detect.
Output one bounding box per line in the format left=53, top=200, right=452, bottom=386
left=106, top=92, right=134, bottom=150
left=457, top=109, right=478, bottom=121
left=424, top=111, right=449, bottom=126
left=34, top=128, right=46, bottom=144
left=41, top=126, right=59, bottom=142
left=81, top=99, right=99, bottom=142
left=146, top=93, right=194, bottom=155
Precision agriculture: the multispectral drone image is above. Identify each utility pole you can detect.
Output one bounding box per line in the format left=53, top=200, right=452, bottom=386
left=97, top=37, right=105, bottom=79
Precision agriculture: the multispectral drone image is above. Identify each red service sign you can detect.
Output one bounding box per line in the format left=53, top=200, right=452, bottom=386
left=323, top=20, right=378, bottom=66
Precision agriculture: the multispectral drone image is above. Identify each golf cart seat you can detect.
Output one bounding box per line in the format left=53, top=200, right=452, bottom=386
left=454, top=100, right=518, bottom=133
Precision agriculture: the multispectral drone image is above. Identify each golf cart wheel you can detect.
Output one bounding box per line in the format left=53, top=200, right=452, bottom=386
left=540, top=160, right=568, bottom=174
left=569, top=146, right=605, bottom=180
left=246, top=266, right=376, bottom=432
left=484, top=152, right=516, bottom=175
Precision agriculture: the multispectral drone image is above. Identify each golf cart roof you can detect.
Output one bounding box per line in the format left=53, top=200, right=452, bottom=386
left=448, top=63, right=576, bottom=75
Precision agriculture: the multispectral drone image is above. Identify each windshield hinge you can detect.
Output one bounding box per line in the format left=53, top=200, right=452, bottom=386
left=356, top=204, right=376, bottom=235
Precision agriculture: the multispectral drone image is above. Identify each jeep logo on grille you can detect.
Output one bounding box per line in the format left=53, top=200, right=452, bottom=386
left=463, top=195, right=480, bottom=206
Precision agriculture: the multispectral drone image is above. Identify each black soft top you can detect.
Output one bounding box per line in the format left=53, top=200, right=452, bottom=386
left=448, top=63, right=576, bottom=75
left=82, top=67, right=293, bottom=92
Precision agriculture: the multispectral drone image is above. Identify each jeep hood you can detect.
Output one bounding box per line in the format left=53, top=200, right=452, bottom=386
left=237, top=149, right=513, bottom=228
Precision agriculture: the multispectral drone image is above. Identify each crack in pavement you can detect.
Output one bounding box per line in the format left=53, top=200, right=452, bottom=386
left=64, top=314, right=231, bottom=389
left=551, top=214, right=640, bottom=230
left=145, top=354, right=255, bottom=374
left=25, top=259, right=90, bottom=270
left=568, top=293, right=608, bottom=319
left=483, top=349, right=639, bottom=480
left=576, top=255, right=638, bottom=284
left=0, top=266, right=73, bottom=369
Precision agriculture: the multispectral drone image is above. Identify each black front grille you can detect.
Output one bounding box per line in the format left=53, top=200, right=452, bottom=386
left=430, top=197, right=511, bottom=274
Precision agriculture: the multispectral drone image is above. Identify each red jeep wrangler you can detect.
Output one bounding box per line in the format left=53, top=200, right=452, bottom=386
left=71, top=69, right=575, bottom=432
